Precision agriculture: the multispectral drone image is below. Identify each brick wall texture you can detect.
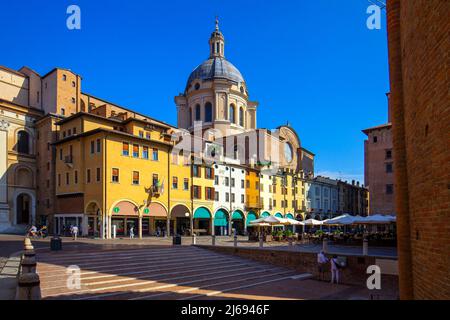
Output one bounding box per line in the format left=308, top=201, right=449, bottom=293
left=387, top=0, right=450, bottom=299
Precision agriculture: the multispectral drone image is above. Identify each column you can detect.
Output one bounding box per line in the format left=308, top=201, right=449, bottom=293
left=139, top=216, right=143, bottom=239
left=166, top=217, right=170, bottom=237
left=0, top=123, right=9, bottom=225
left=211, top=217, right=215, bottom=236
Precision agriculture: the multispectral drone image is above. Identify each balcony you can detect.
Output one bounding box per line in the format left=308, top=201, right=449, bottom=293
left=245, top=200, right=263, bottom=210
left=64, top=155, right=73, bottom=168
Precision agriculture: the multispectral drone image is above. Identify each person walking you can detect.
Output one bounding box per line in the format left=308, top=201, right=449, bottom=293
left=72, top=225, right=79, bottom=240
left=317, top=250, right=328, bottom=281
left=330, top=255, right=341, bottom=284
left=129, top=226, right=135, bottom=239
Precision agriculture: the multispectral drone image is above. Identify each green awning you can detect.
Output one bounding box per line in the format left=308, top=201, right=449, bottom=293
left=275, top=212, right=283, bottom=218
left=246, top=211, right=257, bottom=226
left=214, top=209, right=229, bottom=227
left=232, top=210, right=244, bottom=220
left=286, top=213, right=294, bottom=219
left=261, top=211, right=270, bottom=218
left=194, top=207, right=211, bottom=219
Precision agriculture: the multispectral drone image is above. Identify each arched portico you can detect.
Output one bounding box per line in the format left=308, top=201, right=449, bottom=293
left=193, top=206, right=212, bottom=235
left=214, top=208, right=229, bottom=236
left=274, top=212, right=283, bottom=218
left=84, top=201, right=102, bottom=237
left=13, top=189, right=36, bottom=226
left=260, top=211, right=270, bottom=218
left=170, top=204, right=191, bottom=236
left=109, top=199, right=139, bottom=238
left=143, top=201, right=169, bottom=237
left=231, top=210, right=245, bottom=235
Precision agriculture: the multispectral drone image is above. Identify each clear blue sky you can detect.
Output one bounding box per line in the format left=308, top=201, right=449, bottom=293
left=1, top=0, right=389, bottom=183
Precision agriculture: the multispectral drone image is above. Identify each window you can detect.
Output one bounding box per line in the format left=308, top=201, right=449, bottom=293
left=139, top=131, right=144, bottom=138
left=152, top=148, right=159, bottom=161
left=239, top=107, right=244, bottom=126
left=133, top=144, right=139, bottom=158
left=122, top=142, right=129, bottom=156
left=47, top=162, right=50, bottom=171
left=225, top=177, right=229, bottom=187
left=195, top=104, right=201, bottom=121
left=205, top=102, right=212, bottom=122
left=229, top=104, right=236, bottom=123
left=255, top=181, right=259, bottom=190
left=72, top=81, right=76, bottom=87
left=246, top=180, right=250, bottom=188
left=215, top=192, right=219, bottom=201
left=62, top=74, right=67, bottom=81
left=142, top=146, right=149, bottom=159
left=36, top=91, right=40, bottom=104
left=386, top=163, right=393, bottom=173
left=58, top=174, right=61, bottom=187
left=189, top=107, right=192, bottom=126
left=132, top=171, right=140, bottom=185
left=73, top=127, right=77, bottom=134
left=386, top=150, right=392, bottom=159
left=231, top=178, right=235, bottom=187
left=146, top=132, right=150, bottom=139
left=66, top=172, right=70, bottom=185
left=74, top=171, right=78, bottom=184
left=241, top=180, right=244, bottom=188
left=71, top=97, right=75, bottom=104
left=112, top=168, right=119, bottom=183
left=386, top=184, right=394, bottom=195
left=373, top=136, right=378, bottom=143
left=90, top=141, right=95, bottom=154
left=61, top=108, right=65, bottom=116
left=96, top=168, right=101, bottom=182
left=192, top=185, right=201, bottom=199
left=205, top=187, right=214, bottom=200
left=96, top=139, right=101, bottom=153
left=87, top=169, right=91, bottom=183
left=17, top=131, right=30, bottom=154
left=231, top=193, right=235, bottom=203
left=214, top=176, right=219, bottom=185
left=241, top=194, right=245, bottom=203
left=225, top=193, right=230, bottom=202
left=183, top=178, right=189, bottom=191
left=205, top=167, right=213, bottom=179
left=172, top=177, right=178, bottom=189
left=193, top=165, right=201, bottom=178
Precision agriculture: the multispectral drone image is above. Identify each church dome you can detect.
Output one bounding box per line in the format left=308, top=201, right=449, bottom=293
left=186, top=57, right=244, bottom=90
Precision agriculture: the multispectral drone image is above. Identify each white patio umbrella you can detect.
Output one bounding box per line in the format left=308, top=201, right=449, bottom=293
left=303, top=218, right=323, bottom=226
left=286, top=218, right=304, bottom=226
left=322, top=214, right=357, bottom=226
left=353, top=214, right=394, bottom=225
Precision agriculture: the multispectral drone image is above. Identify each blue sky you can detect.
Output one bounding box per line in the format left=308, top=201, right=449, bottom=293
left=0, top=0, right=389, bottom=183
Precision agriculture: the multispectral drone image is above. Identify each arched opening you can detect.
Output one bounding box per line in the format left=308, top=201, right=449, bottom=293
left=111, top=200, right=139, bottom=237
left=296, top=214, right=304, bottom=221
left=246, top=211, right=257, bottom=229
left=193, top=207, right=212, bottom=235
left=285, top=213, right=294, bottom=219
left=85, top=202, right=102, bottom=237
left=144, top=202, right=169, bottom=237
left=275, top=212, right=283, bottom=218
left=204, top=102, right=213, bottom=123
left=214, top=209, right=229, bottom=236
left=195, top=104, right=201, bottom=121
left=261, top=211, right=270, bottom=218
left=314, top=214, right=321, bottom=221
left=231, top=210, right=245, bottom=235
left=229, top=104, right=236, bottom=124
left=170, top=204, right=191, bottom=236
left=16, top=193, right=31, bottom=225
left=17, top=130, right=30, bottom=154
left=239, top=107, right=244, bottom=127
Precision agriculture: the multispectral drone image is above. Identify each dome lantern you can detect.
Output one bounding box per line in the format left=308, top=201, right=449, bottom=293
left=209, top=17, right=225, bottom=58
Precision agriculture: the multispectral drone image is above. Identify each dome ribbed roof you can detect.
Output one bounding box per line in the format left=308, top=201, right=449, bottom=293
left=186, top=57, right=244, bottom=90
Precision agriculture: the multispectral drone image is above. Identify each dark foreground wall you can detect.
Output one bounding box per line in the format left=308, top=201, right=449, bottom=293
left=197, top=245, right=398, bottom=288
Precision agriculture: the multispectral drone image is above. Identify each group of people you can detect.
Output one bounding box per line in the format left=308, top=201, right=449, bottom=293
left=317, top=251, right=343, bottom=284
left=28, top=225, right=48, bottom=238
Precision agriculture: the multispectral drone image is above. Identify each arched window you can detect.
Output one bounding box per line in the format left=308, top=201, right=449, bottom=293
left=195, top=104, right=201, bottom=121
left=239, top=107, right=244, bottom=127
left=188, top=107, right=192, bottom=127
left=229, top=104, right=236, bottom=124
left=204, top=102, right=212, bottom=123
left=17, top=131, right=30, bottom=154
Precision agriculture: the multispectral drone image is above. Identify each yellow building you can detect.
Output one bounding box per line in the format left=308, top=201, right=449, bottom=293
left=191, top=158, right=215, bottom=235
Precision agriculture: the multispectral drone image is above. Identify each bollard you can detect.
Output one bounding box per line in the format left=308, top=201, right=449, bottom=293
left=15, top=273, right=41, bottom=300
left=259, top=234, right=264, bottom=248
left=322, top=238, right=328, bottom=253
left=21, top=257, right=37, bottom=274
left=191, top=234, right=196, bottom=245
left=233, top=235, right=238, bottom=247
left=23, top=250, right=36, bottom=259
left=363, top=238, right=369, bottom=256
left=211, top=235, right=216, bottom=246
left=24, top=237, right=34, bottom=251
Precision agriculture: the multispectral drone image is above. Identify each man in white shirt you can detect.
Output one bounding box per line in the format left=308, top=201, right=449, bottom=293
left=317, top=251, right=328, bottom=281
left=72, top=225, right=79, bottom=240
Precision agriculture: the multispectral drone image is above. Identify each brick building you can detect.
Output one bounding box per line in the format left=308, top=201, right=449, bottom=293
left=387, top=0, right=449, bottom=299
